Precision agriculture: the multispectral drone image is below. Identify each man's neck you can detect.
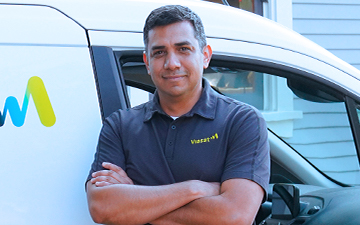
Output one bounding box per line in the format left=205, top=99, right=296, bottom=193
left=158, top=88, right=202, bottom=117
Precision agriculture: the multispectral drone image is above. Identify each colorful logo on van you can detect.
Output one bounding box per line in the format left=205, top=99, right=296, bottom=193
left=0, top=76, right=56, bottom=127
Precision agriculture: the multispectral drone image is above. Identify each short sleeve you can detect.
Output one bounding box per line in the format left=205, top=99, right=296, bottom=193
left=221, top=106, right=270, bottom=198
left=86, top=112, right=126, bottom=183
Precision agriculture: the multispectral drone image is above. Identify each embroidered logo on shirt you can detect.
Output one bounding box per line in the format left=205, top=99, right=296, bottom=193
left=191, top=133, right=218, bottom=144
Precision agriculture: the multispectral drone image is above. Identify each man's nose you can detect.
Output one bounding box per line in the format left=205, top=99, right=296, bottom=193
left=164, top=52, right=181, bottom=70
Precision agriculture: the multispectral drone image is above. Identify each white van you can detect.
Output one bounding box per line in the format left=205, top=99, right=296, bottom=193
left=1, top=0, right=360, bottom=224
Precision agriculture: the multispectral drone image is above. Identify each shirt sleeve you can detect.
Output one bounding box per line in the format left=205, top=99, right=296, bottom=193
left=220, top=105, right=270, bottom=199
left=86, top=111, right=126, bottom=183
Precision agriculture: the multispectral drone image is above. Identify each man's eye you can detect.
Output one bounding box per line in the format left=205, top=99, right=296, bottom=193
left=179, top=47, right=191, bottom=52
left=152, top=51, right=164, bottom=57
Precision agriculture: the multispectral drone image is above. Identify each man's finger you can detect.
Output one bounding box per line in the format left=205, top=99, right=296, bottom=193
left=92, top=170, right=133, bottom=185
left=94, top=181, right=112, bottom=187
left=92, top=167, right=134, bottom=185
left=102, top=162, right=128, bottom=177
left=91, top=175, right=118, bottom=184
left=101, top=162, right=134, bottom=184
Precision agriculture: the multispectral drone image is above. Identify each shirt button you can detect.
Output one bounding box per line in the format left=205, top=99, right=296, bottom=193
left=171, top=125, right=176, bottom=129
left=169, top=141, right=173, bottom=146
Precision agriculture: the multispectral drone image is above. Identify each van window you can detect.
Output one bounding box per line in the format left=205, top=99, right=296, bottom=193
left=119, top=54, right=360, bottom=186
left=204, top=67, right=264, bottom=109
left=127, top=86, right=153, bottom=107
left=288, top=99, right=359, bottom=185
left=207, top=67, right=359, bottom=185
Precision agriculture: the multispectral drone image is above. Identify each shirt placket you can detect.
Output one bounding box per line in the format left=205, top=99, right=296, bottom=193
left=164, top=120, right=178, bottom=160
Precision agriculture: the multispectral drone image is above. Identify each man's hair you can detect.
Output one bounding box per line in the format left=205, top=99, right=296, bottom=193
left=143, top=5, right=207, bottom=52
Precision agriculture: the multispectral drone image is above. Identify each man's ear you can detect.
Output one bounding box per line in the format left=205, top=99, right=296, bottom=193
left=143, top=51, right=151, bottom=75
left=202, top=45, right=212, bottom=69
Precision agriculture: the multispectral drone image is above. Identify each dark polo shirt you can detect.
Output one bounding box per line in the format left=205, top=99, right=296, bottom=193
left=87, top=79, right=270, bottom=193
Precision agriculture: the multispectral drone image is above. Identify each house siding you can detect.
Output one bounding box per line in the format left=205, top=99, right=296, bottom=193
left=293, top=0, right=360, bottom=70
left=287, top=0, right=360, bottom=185
left=284, top=97, right=359, bottom=184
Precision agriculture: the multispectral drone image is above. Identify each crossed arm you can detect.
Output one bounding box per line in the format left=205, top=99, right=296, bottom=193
left=86, top=162, right=264, bottom=225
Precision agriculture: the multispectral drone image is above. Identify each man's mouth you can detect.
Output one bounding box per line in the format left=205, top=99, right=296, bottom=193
left=163, top=74, right=186, bottom=80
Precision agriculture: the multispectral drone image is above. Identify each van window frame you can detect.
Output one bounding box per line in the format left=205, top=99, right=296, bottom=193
left=90, top=46, right=130, bottom=120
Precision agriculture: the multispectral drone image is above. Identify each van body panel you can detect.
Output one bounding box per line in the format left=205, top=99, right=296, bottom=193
left=2, top=0, right=359, bottom=83
left=88, top=31, right=144, bottom=49
left=0, top=4, right=87, bottom=46
left=0, top=3, right=101, bottom=224
left=2, top=0, right=359, bottom=84
left=0, top=44, right=101, bottom=224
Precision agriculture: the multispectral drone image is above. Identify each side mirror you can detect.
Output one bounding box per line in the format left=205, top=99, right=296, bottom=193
left=287, top=78, right=342, bottom=103
left=272, top=184, right=300, bottom=220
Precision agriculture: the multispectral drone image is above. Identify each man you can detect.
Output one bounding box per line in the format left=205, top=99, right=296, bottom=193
left=86, top=5, right=270, bottom=225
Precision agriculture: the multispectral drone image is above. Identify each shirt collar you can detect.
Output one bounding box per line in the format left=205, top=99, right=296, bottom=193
left=143, top=78, right=217, bottom=122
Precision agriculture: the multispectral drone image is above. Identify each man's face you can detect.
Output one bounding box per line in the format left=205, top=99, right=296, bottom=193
left=143, top=21, right=212, bottom=100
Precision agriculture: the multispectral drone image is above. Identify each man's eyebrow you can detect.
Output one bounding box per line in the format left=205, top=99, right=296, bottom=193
left=174, top=41, right=191, bottom=46
left=150, top=41, right=192, bottom=52
left=150, top=45, right=165, bottom=51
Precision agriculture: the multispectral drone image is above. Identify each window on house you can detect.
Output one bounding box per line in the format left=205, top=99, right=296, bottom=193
left=204, top=66, right=264, bottom=109
left=203, top=0, right=265, bottom=16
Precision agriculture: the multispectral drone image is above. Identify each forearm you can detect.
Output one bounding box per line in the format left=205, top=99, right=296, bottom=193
left=151, top=193, right=239, bottom=225
left=151, top=179, right=264, bottom=225
left=87, top=180, right=211, bottom=225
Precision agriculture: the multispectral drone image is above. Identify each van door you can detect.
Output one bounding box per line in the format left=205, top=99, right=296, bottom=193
left=0, top=4, right=100, bottom=224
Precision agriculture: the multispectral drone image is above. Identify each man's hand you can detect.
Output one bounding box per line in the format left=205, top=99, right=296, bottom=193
left=89, top=163, right=262, bottom=225
left=150, top=178, right=264, bottom=225
left=91, top=162, right=134, bottom=187
left=191, top=181, right=220, bottom=197
left=87, top=168, right=221, bottom=225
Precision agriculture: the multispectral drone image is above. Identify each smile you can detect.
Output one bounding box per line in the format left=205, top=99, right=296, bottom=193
left=163, top=75, right=186, bottom=80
